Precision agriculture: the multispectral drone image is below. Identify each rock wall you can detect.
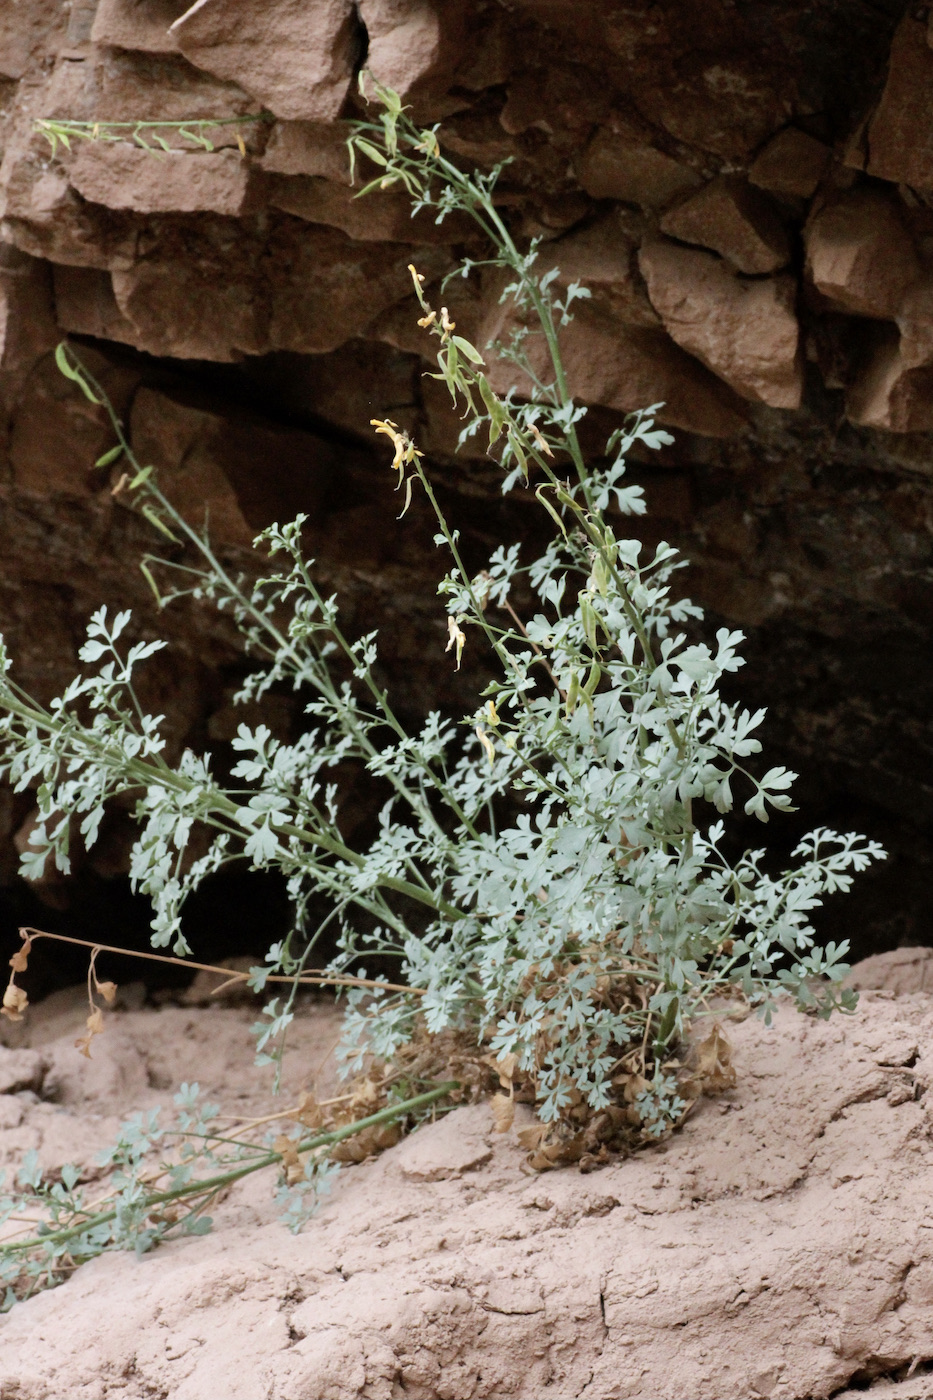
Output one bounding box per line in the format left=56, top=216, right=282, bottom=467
left=0, top=0, right=931, bottom=960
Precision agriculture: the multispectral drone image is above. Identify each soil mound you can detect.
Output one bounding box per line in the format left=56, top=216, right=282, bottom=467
left=1, top=955, right=932, bottom=1399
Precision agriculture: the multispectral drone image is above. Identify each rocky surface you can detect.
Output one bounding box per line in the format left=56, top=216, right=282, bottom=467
left=0, top=0, right=931, bottom=961
left=0, top=954, right=931, bottom=1397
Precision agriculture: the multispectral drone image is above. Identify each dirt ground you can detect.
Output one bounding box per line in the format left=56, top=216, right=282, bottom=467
left=0, top=950, right=932, bottom=1399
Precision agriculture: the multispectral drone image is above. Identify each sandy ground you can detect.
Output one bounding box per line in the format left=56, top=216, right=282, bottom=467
left=0, top=952, right=932, bottom=1398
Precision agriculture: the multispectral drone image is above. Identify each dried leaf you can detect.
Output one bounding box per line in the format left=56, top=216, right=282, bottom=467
left=95, top=980, right=118, bottom=1006
left=622, top=1073, right=649, bottom=1104
left=9, top=937, right=32, bottom=974
left=148, top=1206, right=179, bottom=1226
left=517, top=1122, right=547, bottom=1153
left=1, top=983, right=28, bottom=1021
left=331, top=1136, right=367, bottom=1164
left=74, top=1005, right=104, bottom=1058
left=331, top=1121, right=401, bottom=1163
left=579, top=1145, right=609, bottom=1174
left=490, top=1092, right=514, bottom=1133
left=349, top=1077, right=381, bottom=1113
left=525, top=1129, right=587, bottom=1172
left=372, top=1123, right=401, bottom=1151
left=480, top=1051, right=519, bottom=1091
left=274, top=1134, right=304, bottom=1185
left=690, top=1024, right=736, bottom=1094
left=495, top=1052, right=518, bottom=1089
left=294, top=1092, right=324, bottom=1131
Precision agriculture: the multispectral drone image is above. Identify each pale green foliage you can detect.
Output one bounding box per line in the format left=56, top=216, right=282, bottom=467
left=0, top=83, right=885, bottom=1134
left=1, top=1085, right=245, bottom=1307
left=0, top=1082, right=449, bottom=1307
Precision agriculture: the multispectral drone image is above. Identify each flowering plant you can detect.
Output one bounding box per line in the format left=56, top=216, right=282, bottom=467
left=0, top=80, right=883, bottom=1156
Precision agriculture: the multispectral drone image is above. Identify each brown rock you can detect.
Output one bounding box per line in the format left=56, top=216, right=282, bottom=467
left=748, top=127, right=831, bottom=200
left=1, top=161, right=73, bottom=229
left=10, top=999, right=933, bottom=1400
left=261, top=121, right=355, bottom=184
left=249, top=337, right=419, bottom=443
left=130, top=390, right=260, bottom=547
left=265, top=229, right=451, bottom=355
left=897, top=276, right=933, bottom=371
left=64, top=0, right=98, bottom=48
left=91, top=0, right=186, bottom=52
left=2, top=205, right=126, bottom=275
left=840, top=111, right=871, bottom=175
left=846, top=947, right=933, bottom=995
left=633, top=74, right=785, bottom=166
left=576, top=115, right=702, bottom=209
left=478, top=291, right=746, bottom=438
left=375, top=261, right=742, bottom=438
left=639, top=238, right=802, bottom=409
left=130, top=387, right=335, bottom=544
left=9, top=33, right=251, bottom=132
left=268, top=174, right=452, bottom=243
left=0, top=1046, right=46, bottom=1095
left=393, top=1102, right=494, bottom=1181
left=846, top=328, right=933, bottom=433
left=170, top=0, right=357, bottom=122
left=601, top=7, right=788, bottom=162
left=369, top=274, right=487, bottom=359
left=0, top=122, right=124, bottom=270
left=359, top=0, right=466, bottom=101
left=419, top=370, right=492, bottom=459
left=108, top=220, right=450, bottom=362
left=52, top=265, right=141, bottom=346
left=395, top=261, right=745, bottom=437
left=111, top=257, right=267, bottom=360
left=804, top=188, right=920, bottom=320
left=560, top=311, right=748, bottom=437
left=0, top=246, right=57, bottom=410
left=0, top=0, right=63, bottom=80
left=90, top=46, right=255, bottom=125
left=536, top=211, right=659, bottom=328
left=499, top=70, right=553, bottom=137
left=447, top=4, right=512, bottom=92
left=0, top=119, right=86, bottom=240
left=866, top=15, right=933, bottom=190
left=9, top=346, right=140, bottom=496
left=68, top=141, right=260, bottom=216
left=0, top=55, right=251, bottom=264
left=660, top=175, right=790, bottom=275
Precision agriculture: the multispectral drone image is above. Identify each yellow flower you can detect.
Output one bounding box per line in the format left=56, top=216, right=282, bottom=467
left=370, top=419, right=423, bottom=479
left=446, top=614, right=466, bottom=670
left=408, top=263, right=428, bottom=310
left=527, top=421, right=554, bottom=458
left=475, top=725, right=495, bottom=767
left=371, top=419, right=424, bottom=517
left=414, top=130, right=440, bottom=159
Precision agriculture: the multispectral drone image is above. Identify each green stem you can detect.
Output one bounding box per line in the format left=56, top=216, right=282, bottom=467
left=1, top=1082, right=458, bottom=1259
left=0, top=688, right=464, bottom=924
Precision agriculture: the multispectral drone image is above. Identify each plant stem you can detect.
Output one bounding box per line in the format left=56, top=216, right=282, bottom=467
left=16, top=928, right=427, bottom=997
left=1, top=1082, right=458, bottom=1258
